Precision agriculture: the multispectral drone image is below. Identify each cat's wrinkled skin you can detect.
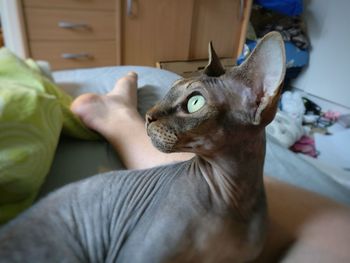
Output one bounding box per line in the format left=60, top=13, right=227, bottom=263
left=0, top=32, right=285, bottom=263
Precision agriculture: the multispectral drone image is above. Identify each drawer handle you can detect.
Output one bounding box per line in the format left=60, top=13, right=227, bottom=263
left=127, top=0, right=134, bottom=17
left=58, top=21, right=90, bottom=30
left=239, top=0, right=244, bottom=20
left=61, top=53, right=93, bottom=60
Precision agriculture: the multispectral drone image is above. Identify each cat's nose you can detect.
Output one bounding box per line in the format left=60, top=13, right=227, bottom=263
left=146, top=114, right=157, bottom=126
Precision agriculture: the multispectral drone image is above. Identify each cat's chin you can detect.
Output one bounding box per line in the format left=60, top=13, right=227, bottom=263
left=150, top=138, right=176, bottom=154
left=150, top=135, right=175, bottom=153
left=147, top=124, right=179, bottom=153
left=154, top=142, right=195, bottom=154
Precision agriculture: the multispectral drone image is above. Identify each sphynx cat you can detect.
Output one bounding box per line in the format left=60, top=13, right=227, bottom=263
left=0, top=32, right=285, bottom=263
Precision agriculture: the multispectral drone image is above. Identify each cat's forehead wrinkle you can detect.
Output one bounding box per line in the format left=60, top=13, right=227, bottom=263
left=172, top=75, right=229, bottom=92
left=172, top=78, right=199, bottom=89
left=201, top=77, right=223, bottom=88
left=179, top=79, right=203, bottom=91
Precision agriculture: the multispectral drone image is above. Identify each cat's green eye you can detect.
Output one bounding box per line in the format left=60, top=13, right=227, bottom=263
left=187, top=95, right=205, bottom=113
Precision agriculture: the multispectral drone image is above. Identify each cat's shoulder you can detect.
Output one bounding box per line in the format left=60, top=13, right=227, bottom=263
left=35, top=160, right=192, bottom=214
left=53, top=160, right=190, bottom=195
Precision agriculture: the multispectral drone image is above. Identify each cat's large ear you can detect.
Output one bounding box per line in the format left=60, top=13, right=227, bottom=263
left=238, top=31, right=286, bottom=126
left=203, top=42, right=225, bottom=77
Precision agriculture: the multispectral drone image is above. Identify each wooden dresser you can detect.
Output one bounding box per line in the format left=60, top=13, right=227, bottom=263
left=19, top=0, right=251, bottom=70
left=22, top=0, right=117, bottom=70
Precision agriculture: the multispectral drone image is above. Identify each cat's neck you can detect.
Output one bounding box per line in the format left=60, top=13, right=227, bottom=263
left=192, top=130, right=266, bottom=219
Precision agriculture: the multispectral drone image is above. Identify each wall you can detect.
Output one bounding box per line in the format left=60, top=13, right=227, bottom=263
left=294, top=0, right=350, bottom=110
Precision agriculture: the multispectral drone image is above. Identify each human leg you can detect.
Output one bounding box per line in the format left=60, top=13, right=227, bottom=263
left=255, top=177, right=350, bottom=263
left=71, top=72, right=193, bottom=170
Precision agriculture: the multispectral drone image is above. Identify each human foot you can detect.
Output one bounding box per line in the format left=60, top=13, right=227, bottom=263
left=71, top=72, right=142, bottom=136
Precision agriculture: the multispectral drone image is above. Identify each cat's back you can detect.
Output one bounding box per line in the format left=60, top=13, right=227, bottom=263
left=75, top=159, right=213, bottom=263
left=0, top=160, right=194, bottom=263
left=99, top=160, right=212, bottom=263
left=114, top=161, right=213, bottom=263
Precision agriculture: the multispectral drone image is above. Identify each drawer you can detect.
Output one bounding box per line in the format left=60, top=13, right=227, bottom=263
left=22, top=0, right=115, bottom=11
left=29, top=41, right=116, bottom=70
left=25, top=8, right=115, bottom=41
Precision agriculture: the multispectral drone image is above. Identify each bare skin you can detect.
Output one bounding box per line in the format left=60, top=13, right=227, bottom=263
left=71, top=72, right=350, bottom=262
left=71, top=72, right=194, bottom=170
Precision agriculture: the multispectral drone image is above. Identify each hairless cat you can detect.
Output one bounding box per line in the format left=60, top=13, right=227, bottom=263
left=0, top=32, right=285, bottom=263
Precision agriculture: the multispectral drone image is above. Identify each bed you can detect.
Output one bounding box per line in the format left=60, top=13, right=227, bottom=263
left=38, top=66, right=350, bottom=206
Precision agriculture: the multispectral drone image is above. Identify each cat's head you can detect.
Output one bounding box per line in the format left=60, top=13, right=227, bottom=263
left=146, top=32, right=286, bottom=155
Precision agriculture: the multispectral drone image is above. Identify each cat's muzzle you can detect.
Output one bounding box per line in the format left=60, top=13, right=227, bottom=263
left=146, top=122, right=178, bottom=153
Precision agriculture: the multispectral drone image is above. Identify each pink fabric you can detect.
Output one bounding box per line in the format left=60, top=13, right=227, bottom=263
left=323, top=110, right=340, bottom=122
left=290, top=135, right=318, bottom=158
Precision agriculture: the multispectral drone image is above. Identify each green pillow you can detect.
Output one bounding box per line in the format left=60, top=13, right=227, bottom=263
left=0, top=48, right=98, bottom=223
